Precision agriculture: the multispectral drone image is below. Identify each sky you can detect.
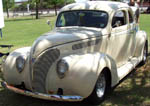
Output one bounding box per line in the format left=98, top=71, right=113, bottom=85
left=15, top=0, right=21, bottom=2
left=75, top=0, right=89, bottom=2
left=15, top=0, right=28, bottom=2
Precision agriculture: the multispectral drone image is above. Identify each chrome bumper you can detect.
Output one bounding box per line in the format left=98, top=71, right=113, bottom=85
left=1, top=82, right=83, bottom=102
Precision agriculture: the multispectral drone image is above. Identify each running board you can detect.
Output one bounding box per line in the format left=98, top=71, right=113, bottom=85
left=117, top=57, right=140, bottom=80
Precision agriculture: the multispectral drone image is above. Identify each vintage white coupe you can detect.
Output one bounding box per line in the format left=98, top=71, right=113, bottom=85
left=1, top=1, right=148, bottom=104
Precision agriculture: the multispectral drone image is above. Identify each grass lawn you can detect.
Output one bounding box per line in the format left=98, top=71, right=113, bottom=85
left=0, top=14, right=150, bottom=106
left=140, top=14, right=150, bottom=38
left=140, top=14, right=150, bottom=49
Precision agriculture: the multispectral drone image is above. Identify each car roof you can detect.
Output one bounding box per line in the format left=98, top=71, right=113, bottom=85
left=60, top=1, right=130, bottom=13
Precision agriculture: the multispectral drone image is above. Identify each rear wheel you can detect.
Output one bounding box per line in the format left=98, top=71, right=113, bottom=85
left=87, top=71, right=110, bottom=105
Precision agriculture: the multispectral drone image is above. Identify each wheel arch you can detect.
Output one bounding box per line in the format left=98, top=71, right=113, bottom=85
left=145, top=40, right=148, bottom=52
left=86, top=67, right=112, bottom=104
left=85, top=53, right=119, bottom=98
left=101, top=67, right=112, bottom=89
left=134, top=30, right=148, bottom=58
left=95, top=54, right=119, bottom=88
left=55, top=52, right=119, bottom=98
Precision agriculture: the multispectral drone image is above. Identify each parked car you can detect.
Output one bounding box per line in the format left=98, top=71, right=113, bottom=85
left=1, top=1, right=148, bottom=105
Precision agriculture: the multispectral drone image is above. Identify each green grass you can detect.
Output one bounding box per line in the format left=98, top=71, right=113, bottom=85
left=139, top=14, right=150, bottom=53
left=0, top=14, right=150, bottom=106
left=0, top=16, right=56, bottom=51
left=140, top=14, right=150, bottom=42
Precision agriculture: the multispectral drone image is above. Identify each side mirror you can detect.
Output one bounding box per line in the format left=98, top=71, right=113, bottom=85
left=47, top=20, right=52, bottom=30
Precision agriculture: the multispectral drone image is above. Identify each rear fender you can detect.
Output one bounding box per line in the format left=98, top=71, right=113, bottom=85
left=134, top=30, right=147, bottom=59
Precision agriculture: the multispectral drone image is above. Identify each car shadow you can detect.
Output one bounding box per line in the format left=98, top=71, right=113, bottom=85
left=0, top=88, right=96, bottom=106
left=103, top=56, right=150, bottom=106
left=0, top=56, right=150, bottom=106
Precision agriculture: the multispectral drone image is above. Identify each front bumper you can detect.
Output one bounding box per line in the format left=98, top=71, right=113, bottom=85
left=1, top=82, right=83, bottom=102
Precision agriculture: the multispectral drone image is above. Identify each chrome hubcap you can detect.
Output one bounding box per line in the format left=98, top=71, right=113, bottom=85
left=96, top=73, right=106, bottom=98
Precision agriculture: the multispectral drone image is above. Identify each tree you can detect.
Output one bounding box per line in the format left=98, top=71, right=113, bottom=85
left=20, top=2, right=28, bottom=16
left=28, top=0, right=75, bottom=19
left=42, top=0, right=74, bottom=16
left=49, top=0, right=65, bottom=16
left=3, top=0, right=15, bottom=18
left=65, top=0, right=75, bottom=5
left=29, top=0, right=40, bottom=19
left=35, top=0, right=40, bottom=19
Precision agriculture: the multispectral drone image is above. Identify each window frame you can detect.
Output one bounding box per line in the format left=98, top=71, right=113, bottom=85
left=111, top=10, right=128, bottom=28
left=128, top=10, right=134, bottom=24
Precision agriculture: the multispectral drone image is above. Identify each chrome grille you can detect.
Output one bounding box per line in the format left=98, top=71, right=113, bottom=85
left=32, top=49, right=60, bottom=93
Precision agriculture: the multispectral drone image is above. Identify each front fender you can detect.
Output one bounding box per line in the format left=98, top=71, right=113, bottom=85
left=2, top=47, right=31, bottom=88
left=53, top=52, right=118, bottom=98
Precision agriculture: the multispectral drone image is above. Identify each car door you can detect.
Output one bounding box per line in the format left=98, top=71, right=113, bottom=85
left=108, top=9, right=129, bottom=67
left=126, top=10, right=136, bottom=59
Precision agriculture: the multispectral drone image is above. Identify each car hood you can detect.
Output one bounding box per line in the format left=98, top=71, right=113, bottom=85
left=31, top=27, right=103, bottom=58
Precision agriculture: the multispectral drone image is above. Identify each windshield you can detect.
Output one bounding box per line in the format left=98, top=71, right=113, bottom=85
left=56, top=10, right=108, bottom=28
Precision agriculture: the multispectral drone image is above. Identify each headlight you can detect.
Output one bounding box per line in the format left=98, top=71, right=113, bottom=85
left=57, top=59, right=69, bottom=79
left=16, top=56, right=25, bottom=73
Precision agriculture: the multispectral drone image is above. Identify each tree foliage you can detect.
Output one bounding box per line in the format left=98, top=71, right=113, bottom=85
left=47, top=0, right=64, bottom=16
left=3, top=0, right=75, bottom=19
left=28, top=0, right=74, bottom=19
left=48, top=0, right=74, bottom=15
left=65, top=0, right=75, bottom=4
left=3, top=0, right=15, bottom=18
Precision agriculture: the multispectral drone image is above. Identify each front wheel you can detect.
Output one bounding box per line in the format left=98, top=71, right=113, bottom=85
left=87, top=71, right=110, bottom=105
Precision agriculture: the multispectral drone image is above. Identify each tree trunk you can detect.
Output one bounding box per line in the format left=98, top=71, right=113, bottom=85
left=6, top=2, right=9, bottom=18
left=23, top=10, right=24, bottom=16
left=64, top=0, right=66, bottom=5
left=40, top=0, right=43, bottom=14
left=47, top=9, right=50, bottom=14
left=36, top=1, right=39, bottom=19
left=54, top=4, right=57, bottom=16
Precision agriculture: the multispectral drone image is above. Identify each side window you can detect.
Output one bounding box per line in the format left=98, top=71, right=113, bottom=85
left=112, top=10, right=127, bottom=28
left=128, top=11, right=133, bottom=23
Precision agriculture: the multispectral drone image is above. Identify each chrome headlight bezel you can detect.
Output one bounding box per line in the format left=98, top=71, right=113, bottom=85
left=57, top=59, right=69, bottom=79
left=16, top=56, right=26, bottom=73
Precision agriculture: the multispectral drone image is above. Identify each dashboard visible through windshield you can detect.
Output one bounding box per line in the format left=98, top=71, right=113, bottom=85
left=56, top=10, right=108, bottom=28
